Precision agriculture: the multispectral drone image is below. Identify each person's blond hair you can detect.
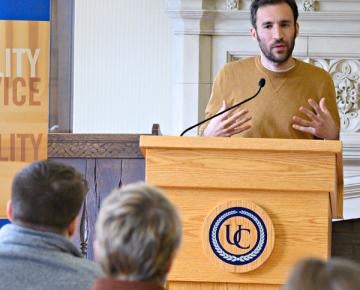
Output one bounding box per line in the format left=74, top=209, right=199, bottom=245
left=95, top=182, right=182, bottom=285
left=282, top=257, right=360, bottom=290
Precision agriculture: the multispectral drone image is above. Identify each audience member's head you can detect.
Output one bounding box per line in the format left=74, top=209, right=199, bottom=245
left=8, top=160, right=88, bottom=235
left=95, top=182, right=182, bottom=286
left=282, top=257, right=360, bottom=290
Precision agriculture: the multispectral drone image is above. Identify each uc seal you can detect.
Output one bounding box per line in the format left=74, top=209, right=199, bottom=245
left=202, top=201, right=275, bottom=273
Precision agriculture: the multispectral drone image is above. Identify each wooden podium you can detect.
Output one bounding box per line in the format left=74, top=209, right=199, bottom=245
left=140, top=136, right=343, bottom=290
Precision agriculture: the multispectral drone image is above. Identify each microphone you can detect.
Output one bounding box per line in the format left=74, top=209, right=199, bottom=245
left=180, top=78, right=266, bottom=136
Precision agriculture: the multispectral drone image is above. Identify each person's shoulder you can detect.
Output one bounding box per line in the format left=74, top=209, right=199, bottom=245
left=71, top=256, right=104, bottom=276
left=296, top=58, right=332, bottom=79
left=216, top=57, right=257, bottom=80
left=221, top=56, right=256, bottom=71
left=57, top=259, right=103, bottom=290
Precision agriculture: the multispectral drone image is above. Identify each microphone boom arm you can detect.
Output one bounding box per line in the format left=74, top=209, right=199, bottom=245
left=180, top=80, right=265, bottom=136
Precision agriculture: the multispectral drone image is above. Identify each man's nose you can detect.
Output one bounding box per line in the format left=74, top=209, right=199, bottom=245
left=273, top=25, right=284, bottom=40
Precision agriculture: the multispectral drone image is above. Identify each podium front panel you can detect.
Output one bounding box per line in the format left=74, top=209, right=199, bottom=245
left=162, top=187, right=330, bottom=286
left=141, top=136, right=341, bottom=290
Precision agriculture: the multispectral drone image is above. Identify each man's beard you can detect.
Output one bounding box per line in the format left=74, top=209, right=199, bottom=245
left=257, top=33, right=296, bottom=64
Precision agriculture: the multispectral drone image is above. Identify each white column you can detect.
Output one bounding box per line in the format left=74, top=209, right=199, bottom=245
left=167, top=0, right=214, bottom=135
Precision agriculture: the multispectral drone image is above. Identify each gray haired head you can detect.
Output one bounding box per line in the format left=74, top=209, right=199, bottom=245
left=95, top=182, right=182, bottom=285
left=282, top=257, right=360, bottom=290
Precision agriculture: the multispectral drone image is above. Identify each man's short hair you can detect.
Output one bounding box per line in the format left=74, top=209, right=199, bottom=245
left=11, top=160, right=88, bottom=232
left=250, top=0, right=299, bottom=28
left=95, top=182, right=182, bottom=285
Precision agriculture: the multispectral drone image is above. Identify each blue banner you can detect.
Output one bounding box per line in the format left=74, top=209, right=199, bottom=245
left=0, top=0, right=50, bottom=21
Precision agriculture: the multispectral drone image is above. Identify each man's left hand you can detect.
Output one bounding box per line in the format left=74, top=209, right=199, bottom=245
left=292, top=98, right=339, bottom=140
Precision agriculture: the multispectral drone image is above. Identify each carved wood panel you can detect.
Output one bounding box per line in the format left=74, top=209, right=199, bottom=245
left=48, top=134, right=145, bottom=260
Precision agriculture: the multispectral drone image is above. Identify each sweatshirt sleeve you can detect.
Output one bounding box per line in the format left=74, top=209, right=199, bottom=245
left=198, top=68, right=227, bottom=135
left=324, top=74, right=341, bottom=139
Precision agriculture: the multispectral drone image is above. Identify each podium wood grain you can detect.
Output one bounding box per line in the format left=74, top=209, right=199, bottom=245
left=140, top=136, right=342, bottom=290
left=168, top=282, right=280, bottom=290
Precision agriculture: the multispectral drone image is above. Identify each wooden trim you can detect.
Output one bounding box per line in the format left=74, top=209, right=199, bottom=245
left=49, top=0, right=74, bottom=133
left=48, top=134, right=144, bottom=158
left=140, top=136, right=342, bottom=153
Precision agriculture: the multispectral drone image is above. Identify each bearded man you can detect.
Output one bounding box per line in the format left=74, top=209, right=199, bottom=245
left=199, top=0, right=340, bottom=140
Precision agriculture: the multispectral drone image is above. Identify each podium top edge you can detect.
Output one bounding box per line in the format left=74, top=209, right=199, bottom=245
left=139, top=135, right=342, bottom=153
left=140, top=135, right=344, bottom=219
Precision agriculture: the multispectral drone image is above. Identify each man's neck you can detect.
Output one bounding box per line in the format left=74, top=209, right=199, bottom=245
left=260, top=55, right=296, bottom=72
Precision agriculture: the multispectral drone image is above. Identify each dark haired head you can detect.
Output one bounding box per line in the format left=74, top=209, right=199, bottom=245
left=250, top=0, right=299, bottom=29
left=11, top=160, right=88, bottom=233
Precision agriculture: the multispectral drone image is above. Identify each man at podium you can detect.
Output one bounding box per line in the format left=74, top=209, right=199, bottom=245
left=199, top=0, right=340, bottom=140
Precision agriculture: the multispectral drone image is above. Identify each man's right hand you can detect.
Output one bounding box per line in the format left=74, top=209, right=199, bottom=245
left=203, top=101, right=252, bottom=137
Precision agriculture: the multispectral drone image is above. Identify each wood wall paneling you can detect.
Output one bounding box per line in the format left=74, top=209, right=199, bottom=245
left=48, top=134, right=145, bottom=259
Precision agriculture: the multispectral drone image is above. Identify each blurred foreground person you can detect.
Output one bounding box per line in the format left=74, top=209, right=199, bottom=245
left=0, top=160, right=102, bottom=290
left=282, top=257, right=360, bottom=290
left=92, top=182, right=182, bottom=290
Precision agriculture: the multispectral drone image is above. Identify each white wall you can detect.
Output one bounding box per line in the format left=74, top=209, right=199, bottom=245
left=73, top=0, right=173, bottom=134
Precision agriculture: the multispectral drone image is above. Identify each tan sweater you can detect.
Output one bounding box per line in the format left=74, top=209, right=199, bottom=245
left=200, top=56, right=340, bottom=139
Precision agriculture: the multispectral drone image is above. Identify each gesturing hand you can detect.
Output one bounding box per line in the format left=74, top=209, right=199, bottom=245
left=203, top=101, right=252, bottom=137
left=292, top=98, right=339, bottom=140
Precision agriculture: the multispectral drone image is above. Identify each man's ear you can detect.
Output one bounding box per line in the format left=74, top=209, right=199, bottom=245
left=67, top=217, right=77, bottom=237
left=250, top=26, right=257, bottom=41
left=6, top=200, right=13, bottom=221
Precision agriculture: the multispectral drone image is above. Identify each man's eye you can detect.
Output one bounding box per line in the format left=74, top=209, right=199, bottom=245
left=263, top=25, right=272, bottom=29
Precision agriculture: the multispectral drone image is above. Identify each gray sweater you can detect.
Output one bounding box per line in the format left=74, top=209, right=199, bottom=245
left=0, top=224, right=103, bottom=290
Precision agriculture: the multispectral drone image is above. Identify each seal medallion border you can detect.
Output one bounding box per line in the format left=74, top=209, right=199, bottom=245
left=202, top=200, right=275, bottom=273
